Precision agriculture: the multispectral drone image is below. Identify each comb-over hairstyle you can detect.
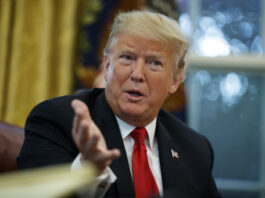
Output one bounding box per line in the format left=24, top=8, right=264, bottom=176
left=104, top=11, right=188, bottom=79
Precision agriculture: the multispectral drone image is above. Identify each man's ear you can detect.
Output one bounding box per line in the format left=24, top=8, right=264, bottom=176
left=103, top=54, right=110, bottom=82
left=168, top=69, right=184, bottom=95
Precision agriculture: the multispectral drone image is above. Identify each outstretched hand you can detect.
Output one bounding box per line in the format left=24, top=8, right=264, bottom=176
left=71, top=99, right=120, bottom=173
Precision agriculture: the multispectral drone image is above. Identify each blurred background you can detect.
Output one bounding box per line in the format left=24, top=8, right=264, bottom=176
left=0, top=0, right=265, bottom=197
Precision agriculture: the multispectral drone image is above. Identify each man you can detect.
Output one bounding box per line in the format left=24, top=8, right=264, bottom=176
left=18, top=11, right=222, bottom=198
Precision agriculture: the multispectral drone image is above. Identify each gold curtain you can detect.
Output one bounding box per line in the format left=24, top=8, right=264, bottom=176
left=0, top=0, right=87, bottom=127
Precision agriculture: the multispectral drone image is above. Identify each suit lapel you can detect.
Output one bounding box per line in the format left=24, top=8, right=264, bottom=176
left=156, top=119, right=198, bottom=197
left=91, top=91, right=134, bottom=197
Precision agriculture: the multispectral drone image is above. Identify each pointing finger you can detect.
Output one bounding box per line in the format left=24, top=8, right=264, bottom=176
left=71, top=99, right=93, bottom=138
left=76, top=120, right=90, bottom=147
left=84, top=133, right=100, bottom=153
left=71, top=99, right=92, bottom=121
left=94, top=149, right=121, bottom=169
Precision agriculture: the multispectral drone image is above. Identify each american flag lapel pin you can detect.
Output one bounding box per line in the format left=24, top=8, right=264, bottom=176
left=171, top=149, right=179, bottom=159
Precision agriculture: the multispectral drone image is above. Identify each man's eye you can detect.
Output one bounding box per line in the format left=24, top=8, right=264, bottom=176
left=153, top=60, right=162, bottom=66
left=119, top=54, right=134, bottom=65
left=147, top=59, right=164, bottom=71
left=123, top=55, right=132, bottom=60
left=147, top=59, right=162, bottom=66
left=120, top=54, right=133, bottom=60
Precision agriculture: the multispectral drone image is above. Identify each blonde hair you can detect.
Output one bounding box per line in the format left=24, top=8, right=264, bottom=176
left=104, top=11, right=188, bottom=78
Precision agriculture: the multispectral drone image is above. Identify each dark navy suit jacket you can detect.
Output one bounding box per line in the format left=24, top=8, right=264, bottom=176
left=17, top=88, right=222, bottom=198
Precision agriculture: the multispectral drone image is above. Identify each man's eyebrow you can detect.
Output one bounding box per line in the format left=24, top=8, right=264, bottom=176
left=118, top=45, right=137, bottom=53
left=119, top=49, right=136, bottom=54
left=145, top=51, right=165, bottom=59
left=118, top=43, right=166, bottom=58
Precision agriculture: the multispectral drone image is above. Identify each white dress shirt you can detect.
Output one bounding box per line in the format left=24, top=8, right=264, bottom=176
left=116, top=116, right=163, bottom=195
left=71, top=116, right=163, bottom=197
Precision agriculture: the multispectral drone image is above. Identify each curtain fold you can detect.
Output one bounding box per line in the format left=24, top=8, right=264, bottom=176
left=0, top=0, right=87, bottom=127
left=0, top=0, right=13, bottom=120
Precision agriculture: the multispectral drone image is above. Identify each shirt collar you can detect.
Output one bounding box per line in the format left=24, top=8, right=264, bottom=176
left=115, top=116, right=157, bottom=150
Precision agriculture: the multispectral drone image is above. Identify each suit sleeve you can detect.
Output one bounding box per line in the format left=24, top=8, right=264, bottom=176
left=203, top=136, right=223, bottom=198
left=17, top=99, right=78, bottom=169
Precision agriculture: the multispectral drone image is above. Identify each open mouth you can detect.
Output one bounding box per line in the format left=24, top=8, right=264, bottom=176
left=127, top=90, right=143, bottom=97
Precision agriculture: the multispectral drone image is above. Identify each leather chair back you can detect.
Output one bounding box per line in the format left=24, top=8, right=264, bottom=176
left=0, top=121, right=24, bottom=172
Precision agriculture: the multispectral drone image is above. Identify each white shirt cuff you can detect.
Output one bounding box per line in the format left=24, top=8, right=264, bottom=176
left=71, top=154, right=117, bottom=198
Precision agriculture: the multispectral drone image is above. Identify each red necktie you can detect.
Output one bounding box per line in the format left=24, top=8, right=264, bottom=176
left=131, top=128, right=159, bottom=198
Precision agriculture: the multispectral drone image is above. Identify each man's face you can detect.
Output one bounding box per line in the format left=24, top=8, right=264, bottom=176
left=104, top=33, right=182, bottom=126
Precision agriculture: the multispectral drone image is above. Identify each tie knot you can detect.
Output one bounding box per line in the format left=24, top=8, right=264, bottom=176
left=131, top=127, right=147, bottom=143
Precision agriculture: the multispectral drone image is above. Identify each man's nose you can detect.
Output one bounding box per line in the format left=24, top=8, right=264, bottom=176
left=130, top=58, right=145, bottom=82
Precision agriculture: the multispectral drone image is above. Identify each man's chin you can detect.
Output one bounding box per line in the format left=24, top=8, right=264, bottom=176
left=119, top=104, right=144, bottom=116
left=114, top=104, right=155, bottom=126
left=122, top=109, right=144, bottom=118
